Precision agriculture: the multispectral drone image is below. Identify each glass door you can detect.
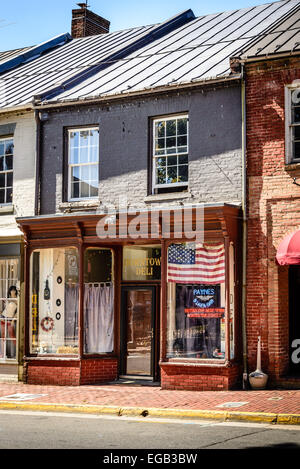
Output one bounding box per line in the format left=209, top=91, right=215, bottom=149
left=121, top=287, right=156, bottom=377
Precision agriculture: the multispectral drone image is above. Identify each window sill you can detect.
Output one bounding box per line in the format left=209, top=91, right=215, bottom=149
left=144, top=192, right=192, bottom=203
left=25, top=356, right=80, bottom=361
left=58, top=200, right=99, bottom=213
left=160, top=359, right=230, bottom=368
left=285, top=163, right=300, bottom=172
left=0, top=204, right=14, bottom=215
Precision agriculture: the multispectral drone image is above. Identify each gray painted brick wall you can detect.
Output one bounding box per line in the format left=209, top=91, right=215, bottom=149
left=40, top=85, right=242, bottom=214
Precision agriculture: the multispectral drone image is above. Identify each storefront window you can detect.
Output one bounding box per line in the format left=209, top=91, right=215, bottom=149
left=30, top=247, right=79, bottom=355
left=84, top=248, right=114, bottom=354
left=0, top=259, right=19, bottom=360
left=123, top=246, right=161, bottom=281
left=167, top=242, right=226, bottom=359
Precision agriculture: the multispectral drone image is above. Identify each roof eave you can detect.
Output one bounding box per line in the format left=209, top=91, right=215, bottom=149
left=33, top=74, right=242, bottom=109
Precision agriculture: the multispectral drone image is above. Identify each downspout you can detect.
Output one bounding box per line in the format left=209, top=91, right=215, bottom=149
left=241, top=63, right=248, bottom=389
left=34, top=110, right=41, bottom=216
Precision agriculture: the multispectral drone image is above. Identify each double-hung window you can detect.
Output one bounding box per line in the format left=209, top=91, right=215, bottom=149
left=68, top=127, right=99, bottom=201
left=152, top=115, right=188, bottom=193
left=0, top=138, right=13, bottom=204
left=286, top=87, right=300, bottom=163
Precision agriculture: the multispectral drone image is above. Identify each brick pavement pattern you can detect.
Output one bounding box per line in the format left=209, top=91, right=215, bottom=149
left=0, top=382, right=299, bottom=415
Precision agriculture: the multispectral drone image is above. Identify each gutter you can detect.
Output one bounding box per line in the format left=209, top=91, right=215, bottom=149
left=241, top=63, right=248, bottom=389
left=34, top=110, right=41, bottom=216
left=33, top=74, right=242, bottom=110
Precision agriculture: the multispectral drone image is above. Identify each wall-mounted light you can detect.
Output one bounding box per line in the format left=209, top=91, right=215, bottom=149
left=39, top=112, right=49, bottom=122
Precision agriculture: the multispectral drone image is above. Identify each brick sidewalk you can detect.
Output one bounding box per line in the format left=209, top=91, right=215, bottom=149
left=0, top=381, right=299, bottom=415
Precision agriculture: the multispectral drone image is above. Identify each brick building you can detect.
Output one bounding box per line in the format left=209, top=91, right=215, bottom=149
left=241, top=9, right=300, bottom=388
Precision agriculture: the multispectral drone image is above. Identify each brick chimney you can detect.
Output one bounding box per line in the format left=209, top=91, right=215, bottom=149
left=71, top=3, right=110, bottom=38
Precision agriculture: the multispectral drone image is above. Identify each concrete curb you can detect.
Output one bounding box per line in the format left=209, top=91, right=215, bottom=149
left=0, top=402, right=300, bottom=425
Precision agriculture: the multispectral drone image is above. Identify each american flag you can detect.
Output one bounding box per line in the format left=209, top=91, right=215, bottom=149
left=167, top=243, right=225, bottom=284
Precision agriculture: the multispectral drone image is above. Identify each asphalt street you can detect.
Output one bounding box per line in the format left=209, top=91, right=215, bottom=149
left=0, top=410, right=300, bottom=450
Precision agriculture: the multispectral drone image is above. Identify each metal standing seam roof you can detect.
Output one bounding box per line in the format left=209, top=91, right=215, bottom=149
left=0, top=9, right=195, bottom=110
left=0, top=0, right=299, bottom=109
left=239, top=6, right=300, bottom=58
left=42, top=0, right=300, bottom=104
left=0, top=47, right=33, bottom=63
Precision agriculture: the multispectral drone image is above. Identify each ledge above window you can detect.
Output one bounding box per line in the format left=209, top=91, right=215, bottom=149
left=58, top=200, right=99, bottom=213
left=144, top=191, right=193, bottom=203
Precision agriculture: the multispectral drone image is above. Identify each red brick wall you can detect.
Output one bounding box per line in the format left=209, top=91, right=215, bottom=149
left=80, top=358, right=118, bottom=385
left=26, top=360, right=81, bottom=386
left=25, top=358, right=118, bottom=386
left=246, top=56, right=300, bottom=386
left=160, top=363, right=241, bottom=391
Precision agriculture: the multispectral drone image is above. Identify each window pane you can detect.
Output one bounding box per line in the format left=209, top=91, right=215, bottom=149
left=166, top=137, right=176, bottom=148
left=78, top=146, right=89, bottom=164
left=80, top=181, right=90, bottom=198
left=177, top=118, right=187, bottom=135
left=7, top=172, right=13, bottom=187
left=80, top=165, right=90, bottom=183
left=69, top=131, right=79, bottom=147
left=167, top=243, right=226, bottom=360
left=178, top=164, right=188, bottom=182
left=167, top=166, right=178, bottom=183
left=71, top=166, right=80, bottom=183
left=84, top=249, right=114, bottom=354
left=5, top=141, right=14, bottom=155
left=90, top=164, right=98, bottom=181
left=155, top=138, right=165, bottom=152
left=6, top=188, right=12, bottom=204
left=178, top=135, right=187, bottom=147
left=0, top=259, right=19, bottom=360
left=167, top=155, right=177, bottom=166
left=155, top=121, right=165, bottom=138
left=89, top=129, right=99, bottom=145
left=30, top=248, right=79, bottom=354
left=156, top=165, right=166, bottom=185
left=294, top=126, right=300, bottom=141
left=5, top=155, right=13, bottom=171
left=89, top=145, right=98, bottom=163
left=178, top=154, right=188, bottom=165
left=90, top=183, right=98, bottom=198
left=293, top=107, right=300, bottom=124
left=0, top=157, right=4, bottom=172
left=0, top=143, right=4, bottom=156
left=69, top=147, right=79, bottom=164
left=157, top=157, right=166, bottom=167
left=0, top=174, right=5, bottom=188
left=0, top=189, right=5, bottom=204
left=166, top=120, right=176, bottom=136
left=71, top=182, right=80, bottom=199
left=80, top=130, right=90, bottom=143
left=123, top=246, right=161, bottom=281
left=294, top=142, right=300, bottom=160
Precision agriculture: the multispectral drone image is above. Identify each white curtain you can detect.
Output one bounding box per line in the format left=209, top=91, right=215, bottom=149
left=84, top=284, right=114, bottom=353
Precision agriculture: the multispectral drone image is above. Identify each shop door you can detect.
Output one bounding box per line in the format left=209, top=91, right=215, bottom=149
left=121, top=286, right=157, bottom=379
left=289, top=266, right=300, bottom=374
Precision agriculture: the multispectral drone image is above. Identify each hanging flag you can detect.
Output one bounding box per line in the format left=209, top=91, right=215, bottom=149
left=167, top=243, right=225, bottom=284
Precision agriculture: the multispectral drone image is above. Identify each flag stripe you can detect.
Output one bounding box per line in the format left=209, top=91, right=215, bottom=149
left=167, top=243, right=225, bottom=284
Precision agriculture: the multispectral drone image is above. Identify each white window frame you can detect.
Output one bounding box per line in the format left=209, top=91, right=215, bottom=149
left=67, top=127, right=99, bottom=202
left=285, top=84, right=300, bottom=164
left=0, top=137, right=13, bottom=205
left=152, top=114, right=189, bottom=193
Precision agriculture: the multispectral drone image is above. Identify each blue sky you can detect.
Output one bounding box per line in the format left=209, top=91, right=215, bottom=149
left=1, top=0, right=272, bottom=51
